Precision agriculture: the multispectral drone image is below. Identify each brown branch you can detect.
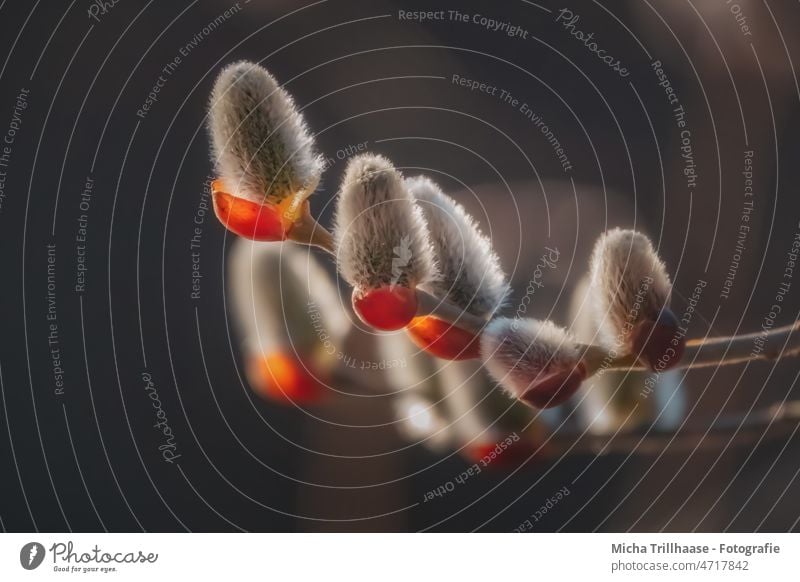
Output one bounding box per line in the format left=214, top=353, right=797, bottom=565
left=285, top=201, right=335, bottom=252
left=288, top=204, right=799, bottom=369
left=583, top=321, right=800, bottom=376
left=542, top=400, right=800, bottom=458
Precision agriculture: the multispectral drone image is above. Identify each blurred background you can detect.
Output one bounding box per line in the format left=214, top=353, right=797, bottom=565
left=1, top=0, right=799, bottom=532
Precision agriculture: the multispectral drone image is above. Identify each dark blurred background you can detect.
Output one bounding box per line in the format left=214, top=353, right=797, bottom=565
left=1, top=0, right=799, bottom=532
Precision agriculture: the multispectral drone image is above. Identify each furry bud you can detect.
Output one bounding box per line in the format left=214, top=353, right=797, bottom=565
left=481, top=317, right=586, bottom=409
left=589, top=228, right=683, bottom=370
left=334, top=155, right=437, bottom=290
left=208, top=61, right=323, bottom=205
left=406, top=176, right=508, bottom=318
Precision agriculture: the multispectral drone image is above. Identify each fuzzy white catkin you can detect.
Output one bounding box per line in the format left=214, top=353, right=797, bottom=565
left=407, top=176, right=508, bottom=318
left=480, top=317, right=581, bottom=399
left=334, top=154, right=437, bottom=290
left=589, top=228, right=672, bottom=350
left=208, top=61, right=323, bottom=205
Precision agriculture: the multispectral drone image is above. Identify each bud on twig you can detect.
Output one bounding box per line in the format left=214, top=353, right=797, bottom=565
left=589, top=228, right=683, bottom=371
left=568, top=274, right=685, bottom=433
left=481, top=317, right=586, bottom=409
left=334, top=155, right=437, bottom=330
left=408, top=176, right=508, bottom=318
left=403, top=177, right=508, bottom=359
left=228, top=239, right=348, bottom=403
left=208, top=61, right=324, bottom=241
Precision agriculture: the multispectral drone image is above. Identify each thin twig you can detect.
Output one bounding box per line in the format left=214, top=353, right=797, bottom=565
left=541, top=400, right=800, bottom=458
left=583, top=321, right=800, bottom=375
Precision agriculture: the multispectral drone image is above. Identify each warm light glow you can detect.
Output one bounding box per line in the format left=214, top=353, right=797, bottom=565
left=631, top=308, right=686, bottom=371
left=211, top=180, right=305, bottom=241
left=246, top=352, right=325, bottom=404
left=352, top=285, right=418, bottom=331
left=406, top=316, right=481, bottom=360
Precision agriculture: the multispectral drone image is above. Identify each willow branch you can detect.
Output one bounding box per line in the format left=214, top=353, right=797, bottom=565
left=285, top=202, right=335, bottom=253
left=288, top=200, right=800, bottom=367
left=543, top=400, right=800, bottom=458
